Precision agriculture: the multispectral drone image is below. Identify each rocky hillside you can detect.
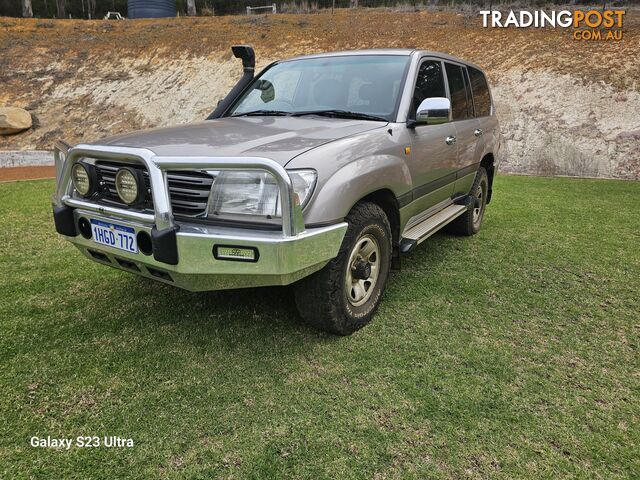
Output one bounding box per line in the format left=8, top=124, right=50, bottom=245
left=1, top=9, right=638, bottom=179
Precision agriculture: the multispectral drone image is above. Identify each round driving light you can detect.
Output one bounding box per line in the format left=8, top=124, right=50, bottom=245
left=115, top=168, right=142, bottom=205
left=71, top=163, right=92, bottom=196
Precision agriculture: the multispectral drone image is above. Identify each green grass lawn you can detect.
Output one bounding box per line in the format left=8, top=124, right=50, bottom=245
left=0, top=175, right=638, bottom=479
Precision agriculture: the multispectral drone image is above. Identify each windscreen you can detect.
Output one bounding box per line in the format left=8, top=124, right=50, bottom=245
left=228, top=55, right=410, bottom=121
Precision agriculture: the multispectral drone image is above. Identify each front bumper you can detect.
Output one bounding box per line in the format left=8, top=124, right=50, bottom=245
left=65, top=210, right=346, bottom=290
left=52, top=142, right=347, bottom=291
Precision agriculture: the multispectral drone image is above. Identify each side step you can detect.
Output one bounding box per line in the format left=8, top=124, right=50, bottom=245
left=399, top=204, right=467, bottom=253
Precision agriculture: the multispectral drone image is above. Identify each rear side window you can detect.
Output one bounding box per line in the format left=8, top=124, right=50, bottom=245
left=411, top=60, right=446, bottom=119
left=468, top=67, right=492, bottom=117
left=445, top=63, right=472, bottom=121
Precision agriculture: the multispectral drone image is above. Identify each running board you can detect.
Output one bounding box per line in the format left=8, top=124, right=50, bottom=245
left=400, top=204, right=467, bottom=253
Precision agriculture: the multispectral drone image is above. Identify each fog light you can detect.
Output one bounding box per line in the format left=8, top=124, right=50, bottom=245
left=115, top=168, right=142, bottom=205
left=71, top=162, right=95, bottom=196
left=213, top=245, right=259, bottom=262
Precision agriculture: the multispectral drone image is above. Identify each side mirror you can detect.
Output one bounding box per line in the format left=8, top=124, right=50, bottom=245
left=415, top=97, right=451, bottom=125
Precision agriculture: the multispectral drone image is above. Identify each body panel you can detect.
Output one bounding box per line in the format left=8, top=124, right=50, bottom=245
left=454, top=171, right=477, bottom=198
left=287, top=123, right=413, bottom=227
left=405, top=123, right=458, bottom=216
left=479, top=114, right=501, bottom=164
left=452, top=117, right=481, bottom=194
left=95, top=117, right=386, bottom=166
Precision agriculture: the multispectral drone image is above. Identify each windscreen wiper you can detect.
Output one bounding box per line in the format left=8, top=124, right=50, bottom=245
left=291, top=110, right=387, bottom=122
left=231, top=110, right=290, bottom=117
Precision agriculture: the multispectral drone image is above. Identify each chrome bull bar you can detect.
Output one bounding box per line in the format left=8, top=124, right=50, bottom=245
left=52, top=143, right=305, bottom=237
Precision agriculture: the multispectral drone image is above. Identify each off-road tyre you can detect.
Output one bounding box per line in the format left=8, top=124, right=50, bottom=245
left=294, top=202, right=392, bottom=335
left=447, top=167, right=489, bottom=236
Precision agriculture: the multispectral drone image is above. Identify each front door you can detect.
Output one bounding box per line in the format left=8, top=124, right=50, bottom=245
left=405, top=59, right=458, bottom=219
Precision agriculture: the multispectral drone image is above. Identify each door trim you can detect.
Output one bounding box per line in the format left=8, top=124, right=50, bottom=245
left=397, top=162, right=480, bottom=207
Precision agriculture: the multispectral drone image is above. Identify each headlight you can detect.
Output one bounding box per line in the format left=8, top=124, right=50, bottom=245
left=115, top=168, right=143, bottom=205
left=71, top=162, right=95, bottom=197
left=208, top=169, right=317, bottom=219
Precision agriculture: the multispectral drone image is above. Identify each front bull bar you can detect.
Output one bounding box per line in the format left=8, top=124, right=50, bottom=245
left=52, top=142, right=305, bottom=237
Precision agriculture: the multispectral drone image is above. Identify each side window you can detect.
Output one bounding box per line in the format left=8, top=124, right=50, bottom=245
left=444, top=63, right=471, bottom=121
left=468, top=67, right=492, bottom=117
left=411, top=60, right=446, bottom=119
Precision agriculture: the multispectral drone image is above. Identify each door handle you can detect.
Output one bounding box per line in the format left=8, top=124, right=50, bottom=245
left=445, top=136, right=457, bottom=145
left=474, top=128, right=484, bottom=137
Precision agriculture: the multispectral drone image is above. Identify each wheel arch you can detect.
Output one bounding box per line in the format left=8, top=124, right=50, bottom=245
left=357, top=189, right=401, bottom=245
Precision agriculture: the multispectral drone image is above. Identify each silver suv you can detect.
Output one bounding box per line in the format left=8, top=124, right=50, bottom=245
left=52, top=47, right=502, bottom=335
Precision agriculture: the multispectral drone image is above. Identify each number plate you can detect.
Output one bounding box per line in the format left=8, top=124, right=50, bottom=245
left=90, top=219, right=138, bottom=253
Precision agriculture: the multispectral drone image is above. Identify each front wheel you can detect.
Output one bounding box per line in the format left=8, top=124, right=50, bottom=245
left=294, top=202, right=392, bottom=335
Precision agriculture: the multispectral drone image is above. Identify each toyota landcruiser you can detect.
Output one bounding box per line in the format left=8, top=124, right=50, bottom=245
left=52, top=46, right=502, bottom=335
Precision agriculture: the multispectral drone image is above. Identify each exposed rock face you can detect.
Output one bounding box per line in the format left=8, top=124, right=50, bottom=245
left=0, top=107, right=32, bottom=135
left=1, top=12, right=638, bottom=178
left=493, top=70, right=640, bottom=180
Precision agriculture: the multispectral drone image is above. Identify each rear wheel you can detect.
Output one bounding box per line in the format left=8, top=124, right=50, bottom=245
left=294, top=202, right=392, bottom=335
left=447, top=167, right=489, bottom=236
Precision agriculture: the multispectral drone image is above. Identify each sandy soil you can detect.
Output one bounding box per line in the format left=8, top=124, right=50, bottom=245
left=0, top=165, right=55, bottom=182
left=1, top=9, right=639, bottom=178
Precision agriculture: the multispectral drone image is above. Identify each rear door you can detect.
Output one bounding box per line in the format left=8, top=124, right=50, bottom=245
left=467, top=64, right=499, bottom=178
left=443, top=62, right=482, bottom=196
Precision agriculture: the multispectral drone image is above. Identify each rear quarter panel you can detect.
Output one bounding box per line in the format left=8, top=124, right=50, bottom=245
left=481, top=114, right=501, bottom=161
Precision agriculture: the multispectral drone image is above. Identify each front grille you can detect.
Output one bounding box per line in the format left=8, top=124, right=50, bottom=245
left=166, top=171, right=214, bottom=217
left=92, top=161, right=214, bottom=217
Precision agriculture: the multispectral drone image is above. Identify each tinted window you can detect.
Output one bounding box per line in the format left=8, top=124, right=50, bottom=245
left=468, top=67, right=491, bottom=117
left=411, top=60, right=446, bottom=119
left=445, top=63, right=471, bottom=121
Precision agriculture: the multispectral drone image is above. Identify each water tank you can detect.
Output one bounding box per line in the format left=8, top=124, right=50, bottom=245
left=128, top=0, right=176, bottom=18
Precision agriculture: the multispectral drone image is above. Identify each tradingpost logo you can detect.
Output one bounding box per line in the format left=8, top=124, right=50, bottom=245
left=480, top=9, right=625, bottom=41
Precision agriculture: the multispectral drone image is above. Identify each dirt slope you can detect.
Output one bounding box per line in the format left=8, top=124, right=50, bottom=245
left=1, top=9, right=638, bottom=178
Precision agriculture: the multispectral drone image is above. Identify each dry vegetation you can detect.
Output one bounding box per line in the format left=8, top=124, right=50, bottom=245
left=1, top=9, right=638, bottom=178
